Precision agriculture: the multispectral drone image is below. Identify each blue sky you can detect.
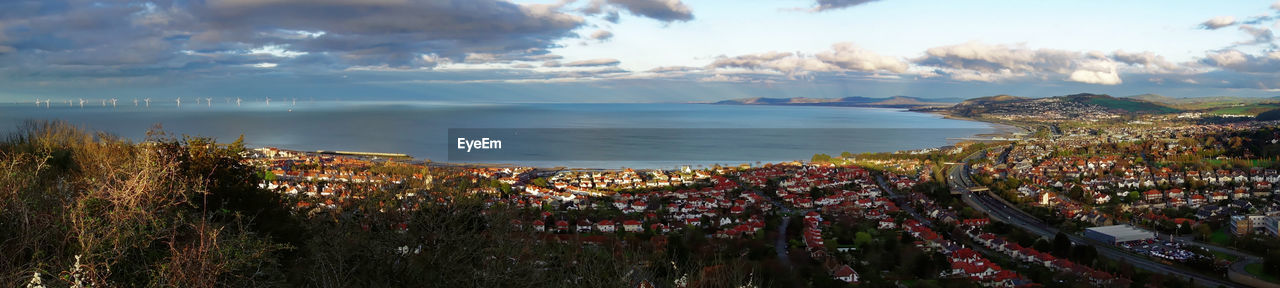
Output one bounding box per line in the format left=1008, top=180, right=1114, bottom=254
left=1, top=0, right=1278, bottom=103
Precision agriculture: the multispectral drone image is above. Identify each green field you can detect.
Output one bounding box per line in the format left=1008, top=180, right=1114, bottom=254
left=1210, top=230, right=1231, bottom=246
left=1084, top=97, right=1180, bottom=113
left=1247, top=263, right=1280, bottom=283
left=1208, top=103, right=1280, bottom=116
left=1211, top=251, right=1238, bottom=262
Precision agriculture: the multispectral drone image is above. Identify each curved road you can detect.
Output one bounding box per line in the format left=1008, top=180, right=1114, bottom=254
left=751, top=189, right=812, bottom=270
left=951, top=147, right=1248, bottom=288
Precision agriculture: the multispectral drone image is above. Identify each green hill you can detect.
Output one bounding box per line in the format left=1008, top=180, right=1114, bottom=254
left=1062, top=93, right=1180, bottom=114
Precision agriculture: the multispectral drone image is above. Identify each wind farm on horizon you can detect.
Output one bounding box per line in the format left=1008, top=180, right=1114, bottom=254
left=28, top=97, right=312, bottom=110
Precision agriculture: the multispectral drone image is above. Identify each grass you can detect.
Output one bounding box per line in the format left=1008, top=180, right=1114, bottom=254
left=1211, top=251, right=1238, bottom=262
left=1208, top=103, right=1280, bottom=116
left=1210, top=231, right=1231, bottom=246
left=1246, top=263, right=1280, bottom=283
left=1201, top=158, right=1276, bottom=168
left=1084, top=97, right=1180, bottom=113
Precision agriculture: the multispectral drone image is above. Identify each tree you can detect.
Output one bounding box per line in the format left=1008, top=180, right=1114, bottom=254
left=1068, top=185, right=1085, bottom=201
left=1033, top=238, right=1052, bottom=252
left=854, top=231, right=873, bottom=247
left=911, top=252, right=937, bottom=278
left=1265, top=250, right=1280, bottom=277
left=1052, top=232, right=1072, bottom=258
left=1193, top=224, right=1213, bottom=241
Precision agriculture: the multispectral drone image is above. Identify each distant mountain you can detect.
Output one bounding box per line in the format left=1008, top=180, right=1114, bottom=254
left=711, top=96, right=959, bottom=108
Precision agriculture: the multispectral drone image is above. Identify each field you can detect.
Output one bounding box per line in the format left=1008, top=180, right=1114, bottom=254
left=1084, top=97, right=1180, bottom=113
left=1246, top=263, right=1280, bottom=283
left=1207, top=103, right=1280, bottom=116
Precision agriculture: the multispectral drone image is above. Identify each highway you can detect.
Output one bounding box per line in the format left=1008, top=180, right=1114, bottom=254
left=950, top=147, right=1248, bottom=288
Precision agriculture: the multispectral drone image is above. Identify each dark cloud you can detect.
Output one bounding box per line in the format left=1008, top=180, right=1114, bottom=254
left=0, top=0, right=588, bottom=78
left=583, top=0, right=693, bottom=22
left=807, top=0, right=882, bottom=12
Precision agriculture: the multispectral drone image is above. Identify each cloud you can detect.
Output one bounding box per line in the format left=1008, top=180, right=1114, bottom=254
left=814, top=42, right=908, bottom=73
left=1068, top=59, right=1122, bottom=85
left=1201, top=49, right=1280, bottom=73
left=647, top=66, right=702, bottom=73
left=914, top=42, right=1077, bottom=74
left=1112, top=50, right=1181, bottom=73
left=706, top=43, right=905, bottom=78
left=804, top=0, right=883, bottom=12
left=911, top=42, right=1173, bottom=85
left=0, top=0, right=589, bottom=78
left=698, top=74, right=748, bottom=82
left=1274, top=0, right=1280, bottom=10
left=563, top=58, right=621, bottom=67
left=708, top=51, right=794, bottom=69
left=589, top=30, right=614, bottom=42
left=1200, top=16, right=1237, bottom=30
left=583, top=0, right=693, bottom=22
left=1236, top=25, right=1276, bottom=46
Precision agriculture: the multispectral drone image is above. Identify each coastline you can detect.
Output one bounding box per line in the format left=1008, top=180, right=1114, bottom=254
left=5, top=102, right=1021, bottom=171
left=391, top=106, right=1028, bottom=171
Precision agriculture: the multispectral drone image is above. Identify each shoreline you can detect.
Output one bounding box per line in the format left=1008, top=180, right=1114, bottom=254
left=311, top=107, right=1029, bottom=172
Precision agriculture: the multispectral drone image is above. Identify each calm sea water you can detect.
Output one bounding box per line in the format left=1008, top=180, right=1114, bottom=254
left=0, top=101, right=1005, bottom=169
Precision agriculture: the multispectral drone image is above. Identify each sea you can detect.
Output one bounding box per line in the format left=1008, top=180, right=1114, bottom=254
left=0, top=101, right=1010, bottom=169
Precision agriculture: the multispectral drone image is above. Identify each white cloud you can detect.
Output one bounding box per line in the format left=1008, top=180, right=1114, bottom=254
left=589, top=30, right=614, bottom=42
left=564, top=58, right=621, bottom=67
left=1067, top=59, right=1122, bottom=85
left=803, top=0, right=882, bottom=13
left=248, top=45, right=307, bottom=58
left=814, top=42, right=908, bottom=73
left=1201, top=16, right=1237, bottom=29
left=1236, top=25, right=1275, bottom=46
left=1112, top=50, right=1181, bottom=73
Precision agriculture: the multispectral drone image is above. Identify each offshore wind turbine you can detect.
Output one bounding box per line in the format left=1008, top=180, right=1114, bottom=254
left=45, top=99, right=50, bottom=108
left=78, top=98, right=85, bottom=108
left=206, top=97, right=213, bottom=107
left=133, top=98, right=139, bottom=106
left=265, top=97, right=270, bottom=106
left=236, top=97, right=242, bottom=106
left=144, top=98, right=151, bottom=107
left=110, top=98, right=117, bottom=107
left=176, top=97, right=182, bottom=108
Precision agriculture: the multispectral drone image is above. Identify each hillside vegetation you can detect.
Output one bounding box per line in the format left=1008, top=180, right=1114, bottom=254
left=0, top=121, right=678, bottom=287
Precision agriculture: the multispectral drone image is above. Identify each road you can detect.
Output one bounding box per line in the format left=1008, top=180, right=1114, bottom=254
left=874, top=175, right=931, bottom=227
left=751, top=189, right=812, bottom=270
left=949, top=148, right=1248, bottom=288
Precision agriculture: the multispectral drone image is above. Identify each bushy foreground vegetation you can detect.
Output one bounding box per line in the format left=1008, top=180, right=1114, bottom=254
left=1, top=121, right=748, bottom=287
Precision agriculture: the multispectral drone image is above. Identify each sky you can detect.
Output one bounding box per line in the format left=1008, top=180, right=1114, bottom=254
left=1, top=0, right=1279, bottom=103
